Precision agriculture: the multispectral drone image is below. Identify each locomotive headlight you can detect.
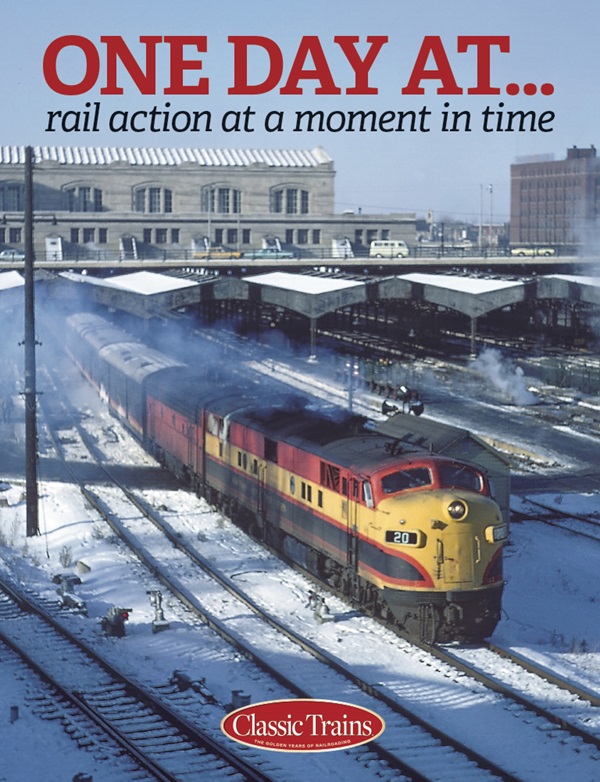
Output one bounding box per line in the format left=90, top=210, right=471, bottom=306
left=447, top=500, right=467, bottom=520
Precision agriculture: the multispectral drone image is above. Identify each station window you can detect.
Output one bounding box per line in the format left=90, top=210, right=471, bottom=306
left=83, top=228, right=94, bottom=243
left=270, top=187, right=309, bottom=214
left=98, top=228, right=108, bottom=243
left=65, top=185, right=103, bottom=212
left=0, top=183, right=22, bottom=211
left=201, top=185, right=241, bottom=214
left=133, top=186, right=173, bottom=214
left=285, top=229, right=294, bottom=244
left=297, top=229, right=308, bottom=244
left=312, top=229, right=321, bottom=245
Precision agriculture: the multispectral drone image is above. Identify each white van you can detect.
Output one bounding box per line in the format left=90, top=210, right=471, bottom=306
left=369, top=240, right=409, bottom=259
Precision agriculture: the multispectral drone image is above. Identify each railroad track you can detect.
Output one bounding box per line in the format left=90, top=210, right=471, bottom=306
left=38, top=359, right=511, bottom=782
left=511, top=497, right=600, bottom=543
left=0, top=579, right=274, bottom=782
left=31, top=352, right=600, bottom=781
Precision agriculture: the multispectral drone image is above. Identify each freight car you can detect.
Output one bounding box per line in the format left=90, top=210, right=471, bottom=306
left=65, top=313, right=507, bottom=643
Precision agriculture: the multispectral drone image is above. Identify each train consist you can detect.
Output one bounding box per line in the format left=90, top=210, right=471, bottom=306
left=64, top=312, right=507, bottom=644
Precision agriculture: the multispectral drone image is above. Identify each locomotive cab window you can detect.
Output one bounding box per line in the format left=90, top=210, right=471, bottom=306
left=381, top=467, right=432, bottom=494
left=438, top=463, right=483, bottom=493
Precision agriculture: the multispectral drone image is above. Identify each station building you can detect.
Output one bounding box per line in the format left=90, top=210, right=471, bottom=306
left=0, top=145, right=415, bottom=261
left=510, top=145, right=600, bottom=249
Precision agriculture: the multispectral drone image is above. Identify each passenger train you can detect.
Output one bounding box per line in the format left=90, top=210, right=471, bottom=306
left=64, top=312, right=507, bottom=644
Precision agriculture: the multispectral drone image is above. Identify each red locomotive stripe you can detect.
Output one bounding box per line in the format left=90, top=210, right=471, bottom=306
left=205, top=456, right=434, bottom=588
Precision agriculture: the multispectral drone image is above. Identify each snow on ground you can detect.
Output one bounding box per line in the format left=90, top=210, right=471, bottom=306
left=1, top=340, right=600, bottom=780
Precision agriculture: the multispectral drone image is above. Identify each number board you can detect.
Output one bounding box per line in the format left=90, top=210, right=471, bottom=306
left=385, top=530, right=419, bottom=546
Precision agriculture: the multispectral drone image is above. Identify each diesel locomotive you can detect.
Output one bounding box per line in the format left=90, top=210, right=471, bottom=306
left=64, top=312, right=507, bottom=643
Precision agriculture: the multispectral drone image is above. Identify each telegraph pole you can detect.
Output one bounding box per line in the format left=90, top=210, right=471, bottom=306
left=23, top=145, right=39, bottom=537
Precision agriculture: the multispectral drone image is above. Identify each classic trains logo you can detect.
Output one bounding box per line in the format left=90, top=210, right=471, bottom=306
left=220, top=698, right=386, bottom=752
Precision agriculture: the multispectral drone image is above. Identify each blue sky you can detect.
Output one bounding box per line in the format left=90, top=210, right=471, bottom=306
left=1, top=0, right=598, bottom=222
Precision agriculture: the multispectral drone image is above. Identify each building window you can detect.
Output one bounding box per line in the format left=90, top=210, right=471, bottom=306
left=286, top=189, right=298, bottom=214
left=201, top=185, right=241, bottom=214
left=70, top=228, right=79, bottom=243
left=271, top=187, right=309, bottom=214
left=98, top=228, right=108, bottom=243
left=285, top=229, right=294, bottom=244
left=297, top=229, right=308, bottom=244
left=156, top=228, right=167, bottom=243
left=9, top=227, right=21, bottom=243
left=312, top=229, right=321, bottom=244
left=214, top=228, right=224, bottom=244
left=64, top=186, right=102, bottom=212
left=170, top=228, right=180, bottom=244
left=143, top=228, right=152, bottom=243
left=83, top=228, right=95, bottom=243
left=272, top=189, right=283, bottom=213
left=149, top=187, right=161, bottom=213
left=242, top=228, right=251, bottom=244
left=227, top=228, right=237, bottom=244
left=134, top=187, right=172, bottom=213
left=0, top=184, right=23, bottom=211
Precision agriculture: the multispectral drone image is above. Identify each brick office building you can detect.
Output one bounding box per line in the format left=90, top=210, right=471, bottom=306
left=510, top=146, right=600, bottom=250
left=0, top=145, right=415, bottom=261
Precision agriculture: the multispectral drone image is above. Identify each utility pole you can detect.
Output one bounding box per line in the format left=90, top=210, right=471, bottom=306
left=23, top=145, right=39, bottom=537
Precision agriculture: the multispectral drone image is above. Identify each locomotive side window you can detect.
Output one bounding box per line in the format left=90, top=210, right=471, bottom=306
left=439, top=463, right=483, bottom=492
left=381, top=467, right=432, bottom=494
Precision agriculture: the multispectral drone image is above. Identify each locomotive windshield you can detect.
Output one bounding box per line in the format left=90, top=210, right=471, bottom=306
left=381, top=467, right=432, bottom=494
left=438, top=463, right=484, bottom=492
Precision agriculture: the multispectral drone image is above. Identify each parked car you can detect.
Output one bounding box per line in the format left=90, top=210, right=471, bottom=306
left=0, top=249, right=25, bottom=260
left=191, top=246, right=242, bottom=259
left=510, top=246, right=556, bottom=257
left=244, top=247, right=296, bottom=260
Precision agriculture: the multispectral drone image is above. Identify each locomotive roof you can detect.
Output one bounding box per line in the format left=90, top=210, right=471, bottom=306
left=237, top=402, right=417, bottom=469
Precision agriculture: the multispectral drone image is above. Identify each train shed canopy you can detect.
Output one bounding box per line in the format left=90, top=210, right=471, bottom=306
left=0, top=270, right=24, bottom=311
left=59, top=270, right=204, bottom=317
left=49, top=268, right=600, bottom=324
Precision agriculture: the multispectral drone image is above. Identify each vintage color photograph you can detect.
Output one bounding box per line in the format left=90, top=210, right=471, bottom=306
left=0, top=2, right=599, bottom=780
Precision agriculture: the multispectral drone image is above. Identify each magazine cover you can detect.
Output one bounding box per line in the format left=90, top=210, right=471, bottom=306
left=0, top=2, right=599, bottom=781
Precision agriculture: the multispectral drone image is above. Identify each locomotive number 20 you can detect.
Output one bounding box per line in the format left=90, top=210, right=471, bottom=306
left=385, top=530, right=418, bottom=545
